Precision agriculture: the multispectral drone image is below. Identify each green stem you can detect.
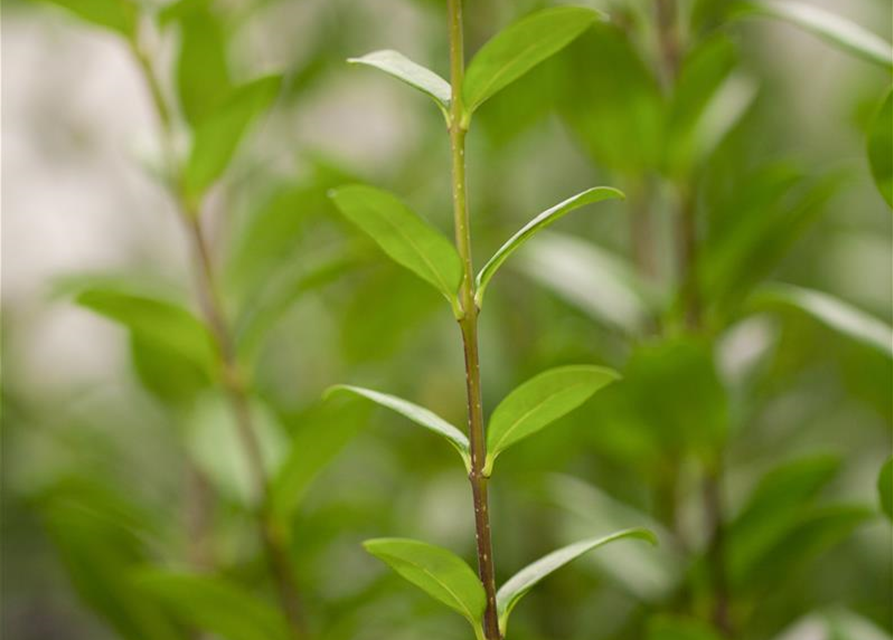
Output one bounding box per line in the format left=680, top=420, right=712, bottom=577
left=131, top=38, right=305, bottom=639
left=446, top=1, right=501, bottom=638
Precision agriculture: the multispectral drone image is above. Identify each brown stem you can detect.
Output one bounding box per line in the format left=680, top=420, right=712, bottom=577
left=447, top=1, right=500, bottom=637
left=704, top=467, right=732, bottom=636
left=132, top=38, right=305, bottom=639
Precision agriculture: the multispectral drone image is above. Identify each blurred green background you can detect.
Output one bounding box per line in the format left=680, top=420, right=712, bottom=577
left=2, top=0, right=891, bottom=639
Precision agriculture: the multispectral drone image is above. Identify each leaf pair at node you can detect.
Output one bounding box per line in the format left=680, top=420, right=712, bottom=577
left=329, top=184, right=624, bottom=316
left=326, top=364, right=618, bottom=475
left=364, top=529, right=656, bottom=638
left=349, top=6, right=603, bottom=126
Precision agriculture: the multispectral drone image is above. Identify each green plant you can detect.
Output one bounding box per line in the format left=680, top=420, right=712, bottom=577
left=328, top=3, right=656, bottom=638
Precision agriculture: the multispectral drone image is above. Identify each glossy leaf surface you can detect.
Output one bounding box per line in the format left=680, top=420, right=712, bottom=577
left=349, top=50, right=451, bottom=114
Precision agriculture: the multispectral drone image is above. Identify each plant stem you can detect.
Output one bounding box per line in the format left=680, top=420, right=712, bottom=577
left=132, top=39, right=305, bottom=639
left=446, top=1, right=501, bottom=638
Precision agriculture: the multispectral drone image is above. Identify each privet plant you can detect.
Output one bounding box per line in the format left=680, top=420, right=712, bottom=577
left=327, top=4, right=659, bottom=639
left=32, top=0, right=359, bottom=639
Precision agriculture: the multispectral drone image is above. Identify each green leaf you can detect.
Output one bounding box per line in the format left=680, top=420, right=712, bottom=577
left=363, top=538, right=486, bottom=631
left=518, top=231, right=659, bottom=334
left=73, top=287, right=216, bottom=373
left=867, top=87, right=892, bottom=209
left=463, top=6, right=601, bottom=116
left=348, top=50, right=451, bottom=116
left=324, top=385, right=470, bottom=469
left=134, top=571, right=291, bottom=640
left=175, top=4, right=233, bottom=127
left=750, top=284, right=893, bottom=359
left=184, top=75, right=282, bottom=201
left=879, top=457, right=893, bottom=521
left=130, top=334, right=210, bottom=405
left=38, top=0, right=139, bottom=38
left=269, top=400, right=368, bottom=521
left=329, top=185, right=463, bottom=313
left=496, top=529, right=656, bottom=635
left=475, top=187, right=624, bottom=308
left=485, top=365, right=619, bottom=473
left=732, top=1, right=893, bottom=69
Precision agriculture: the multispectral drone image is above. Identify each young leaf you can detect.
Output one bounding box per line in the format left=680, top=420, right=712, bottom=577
left=38, top=0, right=139, bottom=38
left=867, top=87, right=892, bottom=209
left=463, top=6, right=601, bottom=115
left=485, top=365, right=619, bottom=473
left=879, top=457, right=893, bottom=521
left=496, top=529, right=656, bottom=634
left=73, top=287, right=216, bottom=373
left=750, top=283, right=893, bottom=359
left=175, top=4, right=233, bottom=127
left=184, top=75, right=282, bottom=201
left=348, top=50, right=451, bottom=117
left=329, top=185, right=463, bottom=313
left=363, top=538, right=486, bottom=631
left=324, top=385, right=470, bottom=469
left=732, top=1, right=893, bottom=69
left=134, top=571, right=292, bottom=640
left=475, top=187, right=624, bottom=307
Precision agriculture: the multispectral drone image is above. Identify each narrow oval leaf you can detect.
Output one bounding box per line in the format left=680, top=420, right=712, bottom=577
left=325, top=385, right=470, bottom=469
left=475, top=187, right=624, bottom=307
left=349, top=50, right=451, bottom=116
left=133, top=571, right=292, bottom=640
left=496, top=529, right=657, bottom=634
left=175, top=5, right=233, bottom=128
left=750, top=283, right=893, bottom=359
left=363, top=538, right=486, bottom=629
left=867, top=88, right=892, bottom=209
left=184, top=75, right=282, bottom=201
left=37, top=0, right=139, bottom=38
left=485, top=365, right=619, bottom=473
left=733, top=1, right=893, bottom=69
left=879, top=457, right=893, bottom=522
left=463, top=6, right=601, bottom=115
left=74, top=287, right=216, bottom=373
left=329, top=185, right=463, bottom=312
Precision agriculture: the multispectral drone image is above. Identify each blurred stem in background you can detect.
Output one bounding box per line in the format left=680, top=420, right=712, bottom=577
left=447, top=0, right=501, bottom=637
left=130, top=28, right=306, bottom=640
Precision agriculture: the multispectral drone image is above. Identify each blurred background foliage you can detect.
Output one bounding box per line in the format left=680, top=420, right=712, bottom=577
left=2, top=0, right=891, bottom=639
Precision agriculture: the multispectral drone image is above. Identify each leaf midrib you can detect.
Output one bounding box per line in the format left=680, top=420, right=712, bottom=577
left=382, top=553, right=480, bottom=622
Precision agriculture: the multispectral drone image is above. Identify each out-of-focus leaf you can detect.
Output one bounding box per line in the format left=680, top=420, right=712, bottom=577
left=735, top=505, right=872, bottom=591
left=775, top=609, right=893, bottom=640
left=879, top=457, right=893, bottom=521
left=40, top=482, right=185, bottom=640
left=363, top=538, right=486, bottom=631
left=750, top=284, right=893, bottom=359
left=475, top=187, right=625, bottom=308
left=73, top=287, right=216, bottom=373
left=463, top=6, right=601, bottom=116
left=727, top=454, right=841, bottom=582
left=269, top=400, right=368, bottom=521
left=647, top=615, right=723, bottom=640
left=547, top=475, right=684, bottom=600
left=701, top=169, right=841, bottom=319
left=329, top=185, right=462, bottom=313
left=348, top=50, right=451, bottom=116
left=186, top=394, right=288, bottom=506
left=134, top=571, right=291, bottom=640
left=560, top=25, right=664, bottom=174
left=37, top=0, right=139, bottom=38
left=184, top=75, right=282, bottom=201
left=518, top=231, right=658, bottom=334
left=867, top=87, right=892, bottom=208
left=174, top=2, right=232, bottom=128
left=130, top=334, right=210, bottom=405
left=485, top=365, right=619, bottom=474
left=496, top=529, right=656, bottom=635
left=324, top=385, right=470, bottom=469
left=732, top=0, right=893, bottom=69
left=235, top=245, right=364, bottom=362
